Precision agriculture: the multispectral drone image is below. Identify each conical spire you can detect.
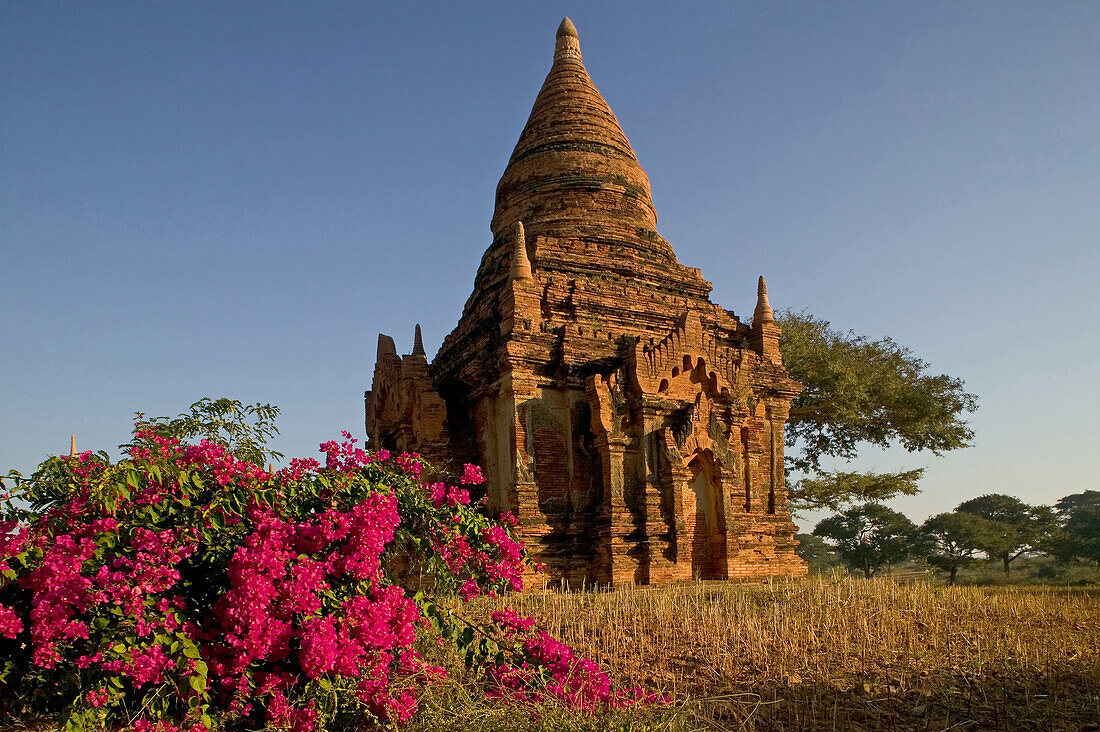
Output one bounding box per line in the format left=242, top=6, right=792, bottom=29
left=510, top=221, right=533, bottom=281
left=412, top=323, right=426, bottom=357
left=70, top=435, right=77, bottom=457
left=491, top=18, right=657, bottom=238
left=753, top=276, right=775, bottom=325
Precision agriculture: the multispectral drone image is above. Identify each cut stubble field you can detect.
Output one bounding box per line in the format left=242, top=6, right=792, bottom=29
left=414, top=576, right=1100, bottom=731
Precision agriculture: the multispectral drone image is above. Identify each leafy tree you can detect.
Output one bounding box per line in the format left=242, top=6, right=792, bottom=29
left=794, top=533, right=843, bottom=574
left=919, top=511, right=997, bottom=584
left=1054, top=490, right=1100, bottom=519
left=792, top=469, right=923, bottom=514
left=956, top=494, right=1057, bottom=574
left=812, top=503, right=917, bottom=578
left=1050, top=491, right=1100, bottom=570
left=778, top=311, right=977, bottom=512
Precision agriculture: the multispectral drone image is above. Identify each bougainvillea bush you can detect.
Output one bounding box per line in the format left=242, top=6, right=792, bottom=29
left=0, top=399, right=655, bottom=731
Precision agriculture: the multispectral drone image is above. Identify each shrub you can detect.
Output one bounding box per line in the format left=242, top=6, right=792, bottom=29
left=0, top=399, right=655, bottom=731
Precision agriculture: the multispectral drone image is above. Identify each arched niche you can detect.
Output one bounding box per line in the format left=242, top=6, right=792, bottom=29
left=685, top=450, right=727, bottom=580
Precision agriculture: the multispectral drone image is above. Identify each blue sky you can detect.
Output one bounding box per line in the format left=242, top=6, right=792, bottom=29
left=2, top=2, right=1098, bottom=529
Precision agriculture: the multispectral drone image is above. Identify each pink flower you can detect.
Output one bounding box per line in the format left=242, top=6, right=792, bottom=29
left=491, top=607, right=535, bottom=636
left=459, top=464, right=485, bottom=485
left=0, top=604, right=22, bottom=639
left=85, top=688, right=109, bottom=708
left=458, top=578, right=480, bottom=601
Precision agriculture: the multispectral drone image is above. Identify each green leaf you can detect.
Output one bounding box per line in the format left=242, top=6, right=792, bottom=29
left=459, top=626, right=475, bottom=648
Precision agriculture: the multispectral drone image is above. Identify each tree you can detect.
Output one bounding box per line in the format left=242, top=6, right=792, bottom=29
left=1054, top=490, right=1100, bottom=519
left=794, top=533, right=843, bottom=574
left=919, top=511, right=997, bottom=584
left=1051, top=491, right=1100, bottom=570
left=792, top=469, right=924, bottom=514
left=812, top=503, right=917, bottom=578
left=956, top=494, right=1057, bottom=575
left=778, top=311, right=977, bottom=513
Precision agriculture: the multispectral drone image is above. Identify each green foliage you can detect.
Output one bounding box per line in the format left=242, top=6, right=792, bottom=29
left=125, top=397, right=283, bottom=465
left=812, top=503, right=917, bottom=578
left=1050, top=491, right=1100, bottom=567
left=919, top=511, right=999, bottom=584
left=777, top=311, right=977, bottom=515
left=956, top=494, right=1058, bottom=574
left=793, top=533, right=843, bottom=574
left=789, top=469, right=923, bottom=513
left=1054, top=490, right=1100, bottom=519
left=778, top=311, right=978, bottom=473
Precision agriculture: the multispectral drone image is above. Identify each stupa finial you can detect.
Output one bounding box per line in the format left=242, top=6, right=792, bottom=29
left=555, top=17, right=582, bottom=62
left=70, top=435, right=77, bottom=457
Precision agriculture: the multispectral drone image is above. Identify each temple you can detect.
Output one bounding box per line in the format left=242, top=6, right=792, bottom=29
left=365, top=18, right=806, bottom=586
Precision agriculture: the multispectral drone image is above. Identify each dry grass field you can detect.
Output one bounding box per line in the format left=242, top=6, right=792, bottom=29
left=412, top=575, right=1100, bottom=731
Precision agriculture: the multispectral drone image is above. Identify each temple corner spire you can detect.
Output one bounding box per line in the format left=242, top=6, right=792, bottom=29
left=750, top=275, right=782, bottom=362
left=510, top=221, right=533, bottom=281
left=754, top=276, right=775, bottom=325
left=412, top=324, right=426, bottom=357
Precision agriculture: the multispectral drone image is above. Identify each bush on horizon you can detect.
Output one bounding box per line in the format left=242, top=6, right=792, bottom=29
left=0, top=399, right=656, bottom=731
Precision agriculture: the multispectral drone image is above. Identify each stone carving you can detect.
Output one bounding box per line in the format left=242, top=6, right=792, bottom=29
left=366, top=19, right=806, bottom=586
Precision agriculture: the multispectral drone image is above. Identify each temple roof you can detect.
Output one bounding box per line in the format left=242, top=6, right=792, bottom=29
left=433, top=19, right=721, bottom=388
left=490, top=18, right=658, bottom=239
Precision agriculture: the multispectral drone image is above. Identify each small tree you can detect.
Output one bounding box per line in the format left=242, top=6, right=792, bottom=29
left=919, top=511, right=996, bottom=584
left=777, top=311, right=977, bottom=513
left=956, top=494, right=1057, bottom=575
left=812, top=503, right=917, bottom=578
left=794, top=533, right=843, bottom=574
left=1051, top=491, right=1100, bottom=571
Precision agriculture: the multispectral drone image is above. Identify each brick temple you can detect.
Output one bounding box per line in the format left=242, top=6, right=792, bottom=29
left=366, top=18, right=806, bottom=586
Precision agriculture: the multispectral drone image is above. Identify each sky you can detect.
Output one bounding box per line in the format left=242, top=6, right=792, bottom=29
left=2, top=1, right=1098, bottom=530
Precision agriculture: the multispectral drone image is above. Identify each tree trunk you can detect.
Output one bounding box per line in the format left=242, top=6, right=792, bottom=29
left=949, top=565, right=958, bottom=585
left=1003, top=554, right=1010, bottom=575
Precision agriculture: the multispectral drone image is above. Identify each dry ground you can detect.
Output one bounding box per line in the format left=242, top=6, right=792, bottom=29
left=412, top=575, right=1100, bottom=731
